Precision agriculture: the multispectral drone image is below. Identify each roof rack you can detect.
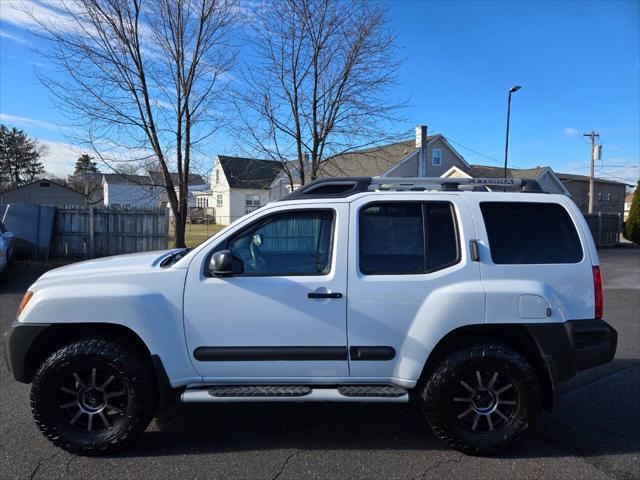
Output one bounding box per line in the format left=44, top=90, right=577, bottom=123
left=281, top=176, right=544, bottom=200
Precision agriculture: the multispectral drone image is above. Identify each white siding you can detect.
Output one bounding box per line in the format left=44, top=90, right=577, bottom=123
left=537, top=171, right=566, bottom=195
left=104, top=183, right=161, bottom=208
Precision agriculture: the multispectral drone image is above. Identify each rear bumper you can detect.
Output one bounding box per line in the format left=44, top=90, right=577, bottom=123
left=526, top=319, right=617, bottom=382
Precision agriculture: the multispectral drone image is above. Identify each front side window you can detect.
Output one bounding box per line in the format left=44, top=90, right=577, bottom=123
left=480, top=202, right=583, bottom=264
left=432, top=148, right=442, bottom=166
left=228, top=210, right=334, bottom=275
left=359, top=202, right=459, bottom=275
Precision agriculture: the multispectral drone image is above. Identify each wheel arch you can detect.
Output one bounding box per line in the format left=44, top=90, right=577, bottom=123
left=416, top=323, right=556, bottom=411
left=21, top=323, right=173, bottom=410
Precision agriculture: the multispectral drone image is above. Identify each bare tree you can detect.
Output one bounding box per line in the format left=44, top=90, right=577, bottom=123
left=28, top=0, right=238, bottom=247
left=234, top=0, right=405, bottom=189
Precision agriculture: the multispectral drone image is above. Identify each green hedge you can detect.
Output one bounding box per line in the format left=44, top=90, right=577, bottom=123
left=624, top=181, right=640, bottom=244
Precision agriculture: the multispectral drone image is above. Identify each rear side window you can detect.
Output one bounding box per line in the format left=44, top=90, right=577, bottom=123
left=359, top=202, right=459, bottom=275
left=480, top=202, right=582, bottom=264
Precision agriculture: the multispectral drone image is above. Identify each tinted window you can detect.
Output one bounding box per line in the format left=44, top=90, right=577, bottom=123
left=480, top=202, right=582, bottom=264
left=360, top=203, right=424, bottom=274
left=229, top=210, right=334, bottom=275
left=359, top=202, right=459, bottom=275
left=425, top=203, right=458, bottom=269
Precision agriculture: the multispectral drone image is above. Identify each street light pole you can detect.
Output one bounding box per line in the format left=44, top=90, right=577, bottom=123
left=503, top=85, right=522, bottom=179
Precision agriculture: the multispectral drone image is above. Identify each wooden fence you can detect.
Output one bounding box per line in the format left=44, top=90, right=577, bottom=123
left=52, top=206, right=169, bottom=258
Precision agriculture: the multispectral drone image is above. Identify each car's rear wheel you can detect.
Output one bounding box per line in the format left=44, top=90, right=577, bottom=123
left=31, top=337, right=157, bottom=455
left=420, top=342, right=541, bottom=456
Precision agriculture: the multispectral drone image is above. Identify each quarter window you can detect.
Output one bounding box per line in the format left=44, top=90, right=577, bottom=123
left=359, top=202, right=459, bottom=275
left=480, top=202, right=582, bottom=264
left=228, top=210, right=334, bottom=275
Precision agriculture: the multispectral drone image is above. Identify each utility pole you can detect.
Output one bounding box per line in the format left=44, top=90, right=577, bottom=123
left=583, top=130, right=600, bottom=214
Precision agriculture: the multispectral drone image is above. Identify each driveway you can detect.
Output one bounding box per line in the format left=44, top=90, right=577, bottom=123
left=1, top=247, right=639, bottom=479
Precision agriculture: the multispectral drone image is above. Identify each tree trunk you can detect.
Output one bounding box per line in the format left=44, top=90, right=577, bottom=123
left=174, top=210, right=187, bottom=248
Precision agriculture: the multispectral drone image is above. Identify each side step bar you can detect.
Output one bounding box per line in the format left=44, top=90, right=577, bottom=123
left=181, top=385, right=409, bottom=403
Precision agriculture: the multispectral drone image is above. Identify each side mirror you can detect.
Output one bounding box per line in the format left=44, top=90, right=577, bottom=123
left=208, top=250, right=244, bottom=276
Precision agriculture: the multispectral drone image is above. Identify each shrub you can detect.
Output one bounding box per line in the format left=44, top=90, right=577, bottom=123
left=624, top=181, right=640, bottom=244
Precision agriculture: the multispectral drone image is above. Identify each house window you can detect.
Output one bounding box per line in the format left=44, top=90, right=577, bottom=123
left=196, top=197, right=209, bottom=208
left=432, top=148, right=442, bottom=166
left=245, top=194, right=261, bottom=214
left=215, top=169, right=220, bottom=185
left=216, top=194, right=223, bottom=207
left=598, top=192, right=602, bottom=202
left=607, top=193, right=611, bottom=202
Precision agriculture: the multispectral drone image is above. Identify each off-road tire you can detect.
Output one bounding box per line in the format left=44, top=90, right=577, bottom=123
left=420, top=343, right=541, bottom=456
left=31, top=337, right=157, bottom=455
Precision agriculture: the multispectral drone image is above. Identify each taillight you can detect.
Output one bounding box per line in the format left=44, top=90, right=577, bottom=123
left=593, top=266, right=603, bottom=320
left=17, top=291, right=33, bottom=318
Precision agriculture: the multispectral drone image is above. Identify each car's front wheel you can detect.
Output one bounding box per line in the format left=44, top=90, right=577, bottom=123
left=420, top=342, right=541, bottom=456
left=31, top=337, right=157, bottom=455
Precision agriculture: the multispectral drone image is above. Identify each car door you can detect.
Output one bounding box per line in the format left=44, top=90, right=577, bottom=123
left=183, top=203, right=349, bottom=380
left=346, top=194, right=484, bottom=382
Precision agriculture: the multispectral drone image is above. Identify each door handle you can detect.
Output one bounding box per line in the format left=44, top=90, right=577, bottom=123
left=469, top=239, right=480, bottom=262
left=308, top=292, right=343, bottom=299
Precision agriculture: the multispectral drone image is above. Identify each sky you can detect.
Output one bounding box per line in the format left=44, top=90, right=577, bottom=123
left=0, top=0, right=638, bottom=186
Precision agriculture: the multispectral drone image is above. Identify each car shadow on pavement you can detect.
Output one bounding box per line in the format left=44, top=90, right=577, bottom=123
left=116, top=361, right=640, bottom=460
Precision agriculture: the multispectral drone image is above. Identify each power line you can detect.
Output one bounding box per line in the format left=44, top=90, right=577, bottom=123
left=446, top=138, right=522, bottom=168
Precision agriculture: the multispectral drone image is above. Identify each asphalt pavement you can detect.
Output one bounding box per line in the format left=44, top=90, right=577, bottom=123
left=1, top=247, right=638, bottom=480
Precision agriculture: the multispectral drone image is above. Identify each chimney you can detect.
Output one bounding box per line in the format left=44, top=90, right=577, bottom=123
left=416, top=125, right=428, bottom=148
left=416, top=125, right=428, bottom=176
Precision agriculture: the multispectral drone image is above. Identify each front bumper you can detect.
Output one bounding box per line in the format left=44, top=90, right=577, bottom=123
left=3, top=320, right=51, bottom=383
left=526, top=319, right=617, bottom=382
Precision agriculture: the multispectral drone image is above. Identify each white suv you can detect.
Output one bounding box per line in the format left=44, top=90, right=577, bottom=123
left=4, top=177, right=617, bottom=456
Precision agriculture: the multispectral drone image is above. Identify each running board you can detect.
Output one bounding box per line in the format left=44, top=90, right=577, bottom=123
left=181, top=385, right=409, bottom=403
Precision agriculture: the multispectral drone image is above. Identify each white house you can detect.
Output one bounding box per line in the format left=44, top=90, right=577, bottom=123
left=147, top=171, right=209, bottom=209
left=197, top=156, right=283, bottom=225
left=102, top=172, right=208, bottom=211
left=102, top=174, right=159, bottom=208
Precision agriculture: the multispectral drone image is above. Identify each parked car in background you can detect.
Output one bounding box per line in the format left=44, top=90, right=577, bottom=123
left=0, top=220, right=15, bottom=279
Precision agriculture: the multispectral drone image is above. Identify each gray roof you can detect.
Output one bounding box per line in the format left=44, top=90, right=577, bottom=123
left=218, top=156, right=283, bottom=189
left=148, top=171, right=207, bottom=187
left=0, top=178, right=86, bottom=197
left=469, top=165, right=549, bottom=180
left=319, top=139, right=430, bottom=178
left=102, top=172, right=207, bottom=187
left=102, top=173, right=152, bottom=185
left=556, top=172, right=629, bottom=187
